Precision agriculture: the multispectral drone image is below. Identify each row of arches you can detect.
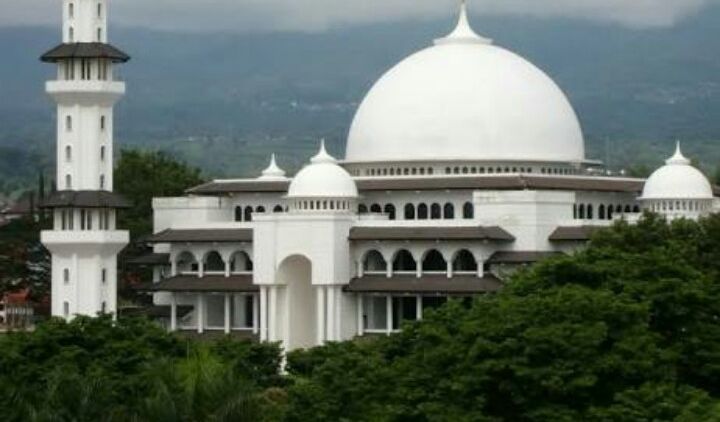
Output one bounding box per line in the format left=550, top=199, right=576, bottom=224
left=360, top=248, right=479, bottom=276
left=234, top=205, right=285, bottom=222
left=573, top=203, right=640, bottom=220
left=647, top=200, right=711, bottom=213
left=175, top=250, right=253, bottom=274
left=365, top=167, right=435, bottom=177
left=358, top=202, right=474, bottom=220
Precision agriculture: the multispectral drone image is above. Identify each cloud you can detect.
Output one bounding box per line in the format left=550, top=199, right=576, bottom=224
left=0, top=0, right=716, bottom=32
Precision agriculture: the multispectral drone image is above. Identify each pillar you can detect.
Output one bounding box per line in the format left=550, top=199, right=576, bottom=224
left=170, top=293, right=177, bottom=331
left=316, top=286, right=326, bottom=345
left=416, top=294, right=423, bottom=320
left=224, top=293, right=231, bottom=334
left=357, top=294, right=364, bottom=336
left=259, top=287, right=268, bottom=341
left=326, top=286, right=336, bottom=342
left=252, top=294, right=259, bottom=335
left=196, top=294, right=204, bottom=334
left=385, top=295, right=392, bottom=335
left=268, top=287, right=277, bottom=341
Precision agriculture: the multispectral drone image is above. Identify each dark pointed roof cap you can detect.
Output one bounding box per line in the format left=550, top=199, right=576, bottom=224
left=41, top=43, right=130, bottom=63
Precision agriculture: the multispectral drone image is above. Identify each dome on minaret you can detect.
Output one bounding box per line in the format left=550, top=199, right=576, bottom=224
left=288, top=141, right=358, bottom=199
left=258, top=154, right=287, bottom=181
left=345, top=2, right=584, bottom=164
left=641, top=143, right=713, bottom=200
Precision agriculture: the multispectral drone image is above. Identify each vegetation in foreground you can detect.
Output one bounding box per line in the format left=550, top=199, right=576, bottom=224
left=2, top=214, right=720, bottom=421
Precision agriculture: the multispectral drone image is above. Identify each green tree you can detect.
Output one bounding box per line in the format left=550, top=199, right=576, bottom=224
left=114, top=149, right=204, bottom=239
left=0, top=217, right=50, bottom=299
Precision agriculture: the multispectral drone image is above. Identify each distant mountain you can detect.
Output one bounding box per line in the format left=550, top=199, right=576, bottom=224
left=1, top=5, right=720, bottom=189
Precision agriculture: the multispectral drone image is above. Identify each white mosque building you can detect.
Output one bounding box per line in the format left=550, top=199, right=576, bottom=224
left=39, top=1, right=718, bottom=349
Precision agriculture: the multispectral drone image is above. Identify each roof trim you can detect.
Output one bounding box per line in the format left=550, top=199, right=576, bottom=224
left=486, top=250, right=564, bottom=264
left=40, top=190, right=131, bottom=209
left=349, top=226, right=514, bottom=242
left=344, top=274, right=503, bottom=294
left=549, top=226, right=603, bottom=241
left=125, top=253, right=170, bottom=266
left=146, top=229, right=253, bottom=243
left=134, top=275, right=258, bottom=293
left=40, top=42, right=130, bottom=63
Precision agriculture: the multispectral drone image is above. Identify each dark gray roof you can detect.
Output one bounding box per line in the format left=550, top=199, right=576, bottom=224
left=147, top=229, right=253, bottom=243
left=125, top=253, right=170, bottom=266
left=349, top=226, right=514, bottom=242
left=40, top=190, right=131, bottom=209
left=120, top=305, right=193, bottom=318
left=135, top=275, right=258, bottom=292
left=344, top=274, right=503, bottom=294
left=486, top=250, right=564, bottom=264
left=549, top=226, right=603, bottom=241
left=187, top=175, right=647, bottom=195
left=41, top=42, right=130, bottom=63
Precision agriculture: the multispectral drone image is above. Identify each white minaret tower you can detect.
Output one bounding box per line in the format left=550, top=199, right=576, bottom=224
left=40, top=0, right=130, bottom=319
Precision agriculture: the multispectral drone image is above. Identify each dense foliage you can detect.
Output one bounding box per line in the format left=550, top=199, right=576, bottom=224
left=0, top=217, right=49, bottom=299
left=3, top=214, right=720, bottom=421
left=114, top=149, right=204, bottom=239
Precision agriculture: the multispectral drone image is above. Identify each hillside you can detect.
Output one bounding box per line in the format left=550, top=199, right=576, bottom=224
left=1, top=6, right=720, bottom=192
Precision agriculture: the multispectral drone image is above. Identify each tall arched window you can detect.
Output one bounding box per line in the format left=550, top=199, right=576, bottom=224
left=69, top=3, right=74, bottom=18
left=69, top=27, right=74, bottom=42
left=384, top=204, right=396, bottom=220
left=65, top=145, right=72, bottom=162
left=99, top=175, right=105, bottom=190
left=97, top=28, right=102, bottom=42
left=66, top=115, right=72, bottom=131
left=598, top=205, right=605, bottom=220
left=452, top=250, right=477, bottom=273
left=244, top=206, right=253, bottom=222
left=392, top=250, right=416, bottom=272
left=176, top=251, right=198, bottom=273
left=444, top=203, right=455, bottom=219
left=587, top=204, right=594, bottom=220
left=633, top=205, right=640, bottom=213
left=607, top=204, right=614, bottom=220
left=100, top=116, right=106, bottom=130
left=417, top=203, right=428, bottom=220
left=404, top=204, right=415, bottom=220
left=63, top=268, right=70, bottom=284
left=578, top=204, right=585, bottom=219
left=363, top=250, right=387, bottom=273
left=462, top=202, right=474, bottom=219
left=234, top=206, right=243, bottom=222
left=430, top=203, right=441, bottom=220
left=358, top=204, right=368, bottom=214
left=230, top=251, right=253, bottom=273
left=97, top=3, right=103, bottom=18
left=100, top=146, right=106, bottom=161
left=370, top=204, right=382, bottom=213
left=204, top=251, right=225, bottom=273
left=65, top=174, right=72, bottom=189
left=624, top=205, right=632, bottom=213
left=422, top=250, right=447, bottom=273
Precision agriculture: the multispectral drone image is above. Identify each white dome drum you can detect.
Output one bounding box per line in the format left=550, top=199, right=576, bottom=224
left=641, top=144, right=714, bottom=201
left=345, top=5, right=585, bottom=165
left=288, top=141, right=359, bottom=200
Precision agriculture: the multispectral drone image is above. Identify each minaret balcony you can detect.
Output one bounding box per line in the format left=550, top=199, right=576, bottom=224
left=41, top=230, right=129, bottom=254
left=46, top=80, right=125, bottom=104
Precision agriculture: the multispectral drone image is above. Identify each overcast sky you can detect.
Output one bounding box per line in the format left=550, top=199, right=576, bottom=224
left=0, top=0, right=717, bottom=32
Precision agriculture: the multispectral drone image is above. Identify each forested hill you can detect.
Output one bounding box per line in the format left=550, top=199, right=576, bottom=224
left=1, top=5, right=720, bottom=193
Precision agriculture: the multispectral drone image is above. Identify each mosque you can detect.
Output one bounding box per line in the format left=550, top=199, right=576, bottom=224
left=39, top=1, right=718, bottom=350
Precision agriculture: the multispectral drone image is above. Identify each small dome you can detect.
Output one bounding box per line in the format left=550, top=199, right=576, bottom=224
left=258, top=154, right=287, bottom=181
left=345, top=3, right=584, bottom=164
left=288, top=141, right=358, bottom=198
left=641, top=144, right=713, bottom=200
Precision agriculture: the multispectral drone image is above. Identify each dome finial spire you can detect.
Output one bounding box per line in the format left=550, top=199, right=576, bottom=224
left=667, top=140, right=690, bottom=165
left=259, top=153, right=287, bottom=180
left=311, top=138, right=337, bottom=164
left=435, top=0, right=492, bottom=46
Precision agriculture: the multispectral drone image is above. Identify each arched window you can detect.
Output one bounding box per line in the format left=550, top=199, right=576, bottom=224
left=204, top=251, right=224, bottom=273
left=234, top=206, right=243, bottom=222
left=417, top=203, right=428, bottom=220
left=69, top=27, right=74, bottom=42
left=358, top=204, right=368, bottom=214
left=598, top=204, right=605, bottom=220
left=176, top=251, right=198, bottom=273
left=230, top=251, right=253, bottom=273
left=384, top=204, right=396, bottom=220
left=99, top=175, right=105, bottom=190
left=100, top=146, right=106, bottom=161
left=97, top=3, right=102, bottom=18
left=65, top=115, right=72, bottom=131
left=444, top=203, right=455, bottom=219
left=430, top=203, right=441, bottom=220
left=393, top=250, right=416, bottom=272
left=607, top=205, right=614, bottom=220
left=404, top=204, right=415, bottom=220
left=624, top=205, right=632, bottom=213
left=573, top=204, right=578, bottom=219
left=370, top=204, right=382, bottom=213
left=587, top=204, right=594, bottom=220
left=244, top=206, right=253, bottom=222
left=616, top=205, right=623, bottom=214
left=63, top=268, right=70, bottom=284
left=462, top=202, right=474, bottom=219
left=273, top=205, right=283, bottom=213
left=633, top=205, right=640, bottom=213
left=97, top=28, right=102, bottom=42
left=100, top=116, right=106, bottom=130
left=422, top=250, right=447, bottom=273
left=256, top=206, right=266, bottom=213
left=65, top=145, right=72, bottom=162
left=69, top=3, right=74, bottom=18
left=363, top=250, right=387, bottom=273
left=453, top=250, right=477, bottom=273
left=578, top=204, right=585, bottom=219
left=65, top=174, right=72, bottom=189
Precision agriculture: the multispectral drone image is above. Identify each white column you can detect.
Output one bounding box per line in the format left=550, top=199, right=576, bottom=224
left=386, top=263, right=392, bottom=278
left=224, top=260, right=231, bottom=278
left=252, top=294, right=259, bottom=335
left=358, top=261, right=364, bottom=278
left=316, top=286, right=326, bottom=345
left=198, top=261, right=204, bottom=278
left=170, top=293, right=177, bottom=332
left=357, top=294, right=364, bottom=336
left=326, top=286, right=336, bottom=342
left=171, top=259, right=178, bottom=277
left=268, top=287, right=277, bottom=341
left=416, top=263, right=422, bottom=278
left=477, top=259, right=484, bottom=278
left=196, top=294, right=204, bottom=334
left=447, top=261, right=453, bottom=279
left=416, top=295, right=423, bottom=320
left=259, top=287, right=268, bottom=341
left=224, top=293, right=231, bottom=334
left=385, top=295, right=392, bottom=335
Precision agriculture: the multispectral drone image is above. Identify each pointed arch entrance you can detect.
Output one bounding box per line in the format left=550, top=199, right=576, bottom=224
left=276, top=255, right=316, bottom=350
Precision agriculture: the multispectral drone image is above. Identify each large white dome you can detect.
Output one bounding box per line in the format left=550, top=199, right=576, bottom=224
left=641, top=145, right=713, bottom=200
left=345, top=7, right=585, bottom=164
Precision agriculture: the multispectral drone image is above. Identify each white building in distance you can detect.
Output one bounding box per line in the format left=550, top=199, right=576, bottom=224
left=38, top=2, right=718, bottom=343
